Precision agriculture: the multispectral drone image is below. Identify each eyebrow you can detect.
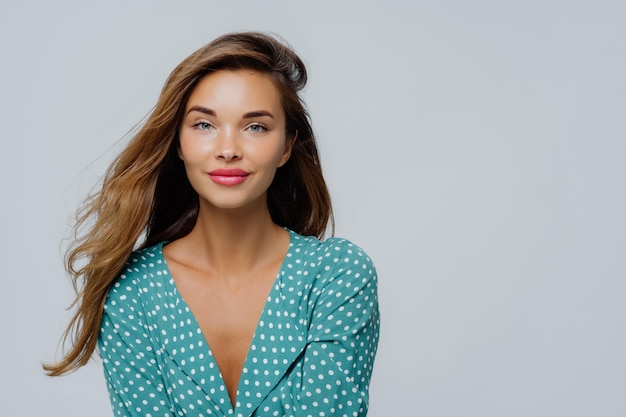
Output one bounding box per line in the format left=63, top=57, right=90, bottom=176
left=187, top=106, right=215, bottom=116
left=243, top=110, right=274, bottom=119
left=186, top=106, right=274, bottom=119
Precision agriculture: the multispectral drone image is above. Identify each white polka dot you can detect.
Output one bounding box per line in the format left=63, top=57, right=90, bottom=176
left=98, top=230, right=379, bottom=416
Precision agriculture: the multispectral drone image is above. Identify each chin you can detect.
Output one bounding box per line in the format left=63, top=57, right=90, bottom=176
left=200, top=195, right=267, bottom=212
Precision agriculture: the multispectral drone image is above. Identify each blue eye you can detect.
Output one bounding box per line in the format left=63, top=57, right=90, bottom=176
left=247, top=123, right=268, bottom=133
left=193, top=122, right=213, bottom=130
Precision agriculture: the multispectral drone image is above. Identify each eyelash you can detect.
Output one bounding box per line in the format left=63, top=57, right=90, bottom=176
left=246, top=123, right=269, bottom=133
left=190, top=122, right=269, bottom=133
left=192, top=121, right=213, bottom=131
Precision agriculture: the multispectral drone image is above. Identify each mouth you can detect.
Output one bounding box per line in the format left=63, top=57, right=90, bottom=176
left=207, top=168, right=250, bottom=185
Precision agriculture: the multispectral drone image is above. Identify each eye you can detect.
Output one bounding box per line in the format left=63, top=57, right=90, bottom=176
left=246, top=123, right=268, bottom=133
left=193, top=121, right=213, bottom=130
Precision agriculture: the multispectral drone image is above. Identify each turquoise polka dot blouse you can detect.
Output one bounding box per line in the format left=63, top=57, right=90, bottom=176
left=98, top=229, right=380, bottom=417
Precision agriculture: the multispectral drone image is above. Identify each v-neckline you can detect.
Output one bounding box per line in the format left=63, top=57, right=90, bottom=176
left=158, top=228, right=295, bottom=414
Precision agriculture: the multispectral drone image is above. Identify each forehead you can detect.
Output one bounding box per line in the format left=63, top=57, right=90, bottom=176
left=185, top=70, right=283, bottom=113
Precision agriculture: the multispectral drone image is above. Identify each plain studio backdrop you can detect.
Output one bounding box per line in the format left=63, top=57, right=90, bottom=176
left=1, top=1, right=624, bottom=416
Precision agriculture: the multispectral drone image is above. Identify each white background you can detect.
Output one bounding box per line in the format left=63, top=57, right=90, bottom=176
left=1, top=1, right=625, bottom=416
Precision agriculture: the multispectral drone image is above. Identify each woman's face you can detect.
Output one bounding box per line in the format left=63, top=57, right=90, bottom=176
left=178, top=70, right=293, bottom=212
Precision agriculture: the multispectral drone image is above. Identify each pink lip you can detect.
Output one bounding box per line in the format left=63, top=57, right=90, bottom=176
left=208, top=168, right=250, bottom=185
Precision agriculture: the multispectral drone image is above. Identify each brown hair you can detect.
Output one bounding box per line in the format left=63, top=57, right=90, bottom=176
left=44, top=32, right=333, bottom=376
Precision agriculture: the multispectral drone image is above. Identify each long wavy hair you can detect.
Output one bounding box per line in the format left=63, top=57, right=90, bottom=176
left=44, top=32, right=333, bottom=376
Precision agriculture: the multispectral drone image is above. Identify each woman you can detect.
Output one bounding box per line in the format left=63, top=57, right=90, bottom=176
left=45, top=32, right=379, bottom=417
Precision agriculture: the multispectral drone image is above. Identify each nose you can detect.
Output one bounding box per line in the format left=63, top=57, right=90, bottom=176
left=215, top=128, right=242, bottom=161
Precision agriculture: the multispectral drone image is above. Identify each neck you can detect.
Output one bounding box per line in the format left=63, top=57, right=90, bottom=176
left=177, top=201, right=288, bottom=279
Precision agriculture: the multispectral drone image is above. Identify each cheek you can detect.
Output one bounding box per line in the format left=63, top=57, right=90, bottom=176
left=178, top=135, right=207, bottom=164
left=239, top=139, right=281, bottom=162
left=279, top=140, right=294, bottom=166
left=264, top=136, right=289, bottom=163
left=177, top=133, right=190, bottom=162
left=264, top=146, right=288, bottom=169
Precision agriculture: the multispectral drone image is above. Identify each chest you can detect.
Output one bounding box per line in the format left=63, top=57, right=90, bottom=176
left=181, top=274, right=273, bottom=352
left=164, top=258, right=280, bottom=404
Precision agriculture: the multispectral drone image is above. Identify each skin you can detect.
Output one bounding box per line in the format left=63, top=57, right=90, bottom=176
left=162, top=70, right=295, bottom=408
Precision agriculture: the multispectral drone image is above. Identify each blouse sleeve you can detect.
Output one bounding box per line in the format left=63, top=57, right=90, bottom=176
left=98, top=279, right=174, bottom=417
left=289, top=242, right=380, bottom=416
